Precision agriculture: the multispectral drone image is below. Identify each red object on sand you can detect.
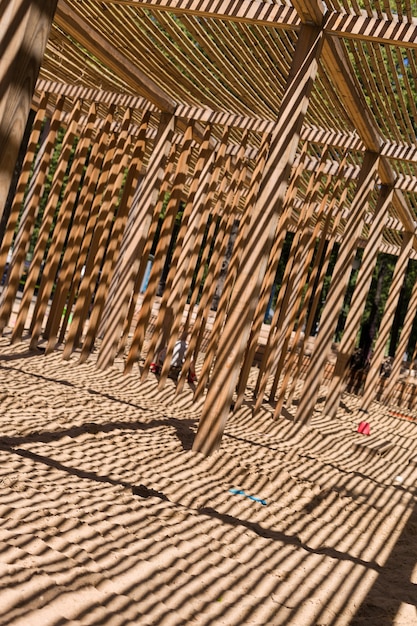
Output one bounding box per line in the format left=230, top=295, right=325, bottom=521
left=357, top=421, right=370, bottom=435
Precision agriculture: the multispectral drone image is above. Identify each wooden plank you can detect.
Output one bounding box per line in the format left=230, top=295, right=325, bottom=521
left=97, top=0, right=300, bottom=29
left=0, top=94, right=49, bottom=331
left=28, top=100, right=89, bottom=349
left=31, top=102, right=97, bottom=351
left=122, top=144, right=178, bottom=373
left=191, top=138, right=249, bottom=393
left=141, top=126, right=195, bottom=383
left=67, top=107, right=132, bottom=357
left=78, top=113, right=142, bottom=362
left=156, top=125, right=213, bottom=388
left=285, top=188, right=346, bottom=407
left=55, top=109, right=116, bottom=345
left=55, top=1, right=176, bottom=113
left=36, top=79, right=159, bottom=113
left=11, top=98, right=80, bottom=342
left=234, top=143, right=308, bottom=412
left=175, top=149, right=219, bottom=392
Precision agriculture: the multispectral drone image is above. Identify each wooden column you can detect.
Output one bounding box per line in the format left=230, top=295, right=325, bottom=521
left=285, top=188, right=346, bottom=407
left=49, top=107, right=116, bottom=348
left=323, top=184, right=393, bottom=418
left=137, top=124, right=195, bottom=383
left=192, top=25, right=323, bottom=455
left=0, top=0, right=58, bottom=223
left=383, top=275, right=417, bottom=405
left=97, top=112, right=175, bottom=370
left=61, top=125, right=117, bottom=359
left=118, top=145, right=177, bottom=366
left=233, top=146, right=309, bottom=412
left=294, top=151, right=380, bottom=425
left=360, top=232, right=414, bottom=412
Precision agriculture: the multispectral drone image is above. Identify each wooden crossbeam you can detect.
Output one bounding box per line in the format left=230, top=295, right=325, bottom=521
left=35, top=79, right=159, bottom=112
left=32, top=82, right=417, bottom=172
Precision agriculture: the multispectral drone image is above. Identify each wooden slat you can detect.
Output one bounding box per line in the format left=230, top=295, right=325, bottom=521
left=61, top=127, right=118, bottom=359
left=140, top=123, right=195, bottom=386
left=0, top=93, right=49, bottom=332
left=123, top=144, right=178, bottom=373
left=55, top=1, right=176, bottom=113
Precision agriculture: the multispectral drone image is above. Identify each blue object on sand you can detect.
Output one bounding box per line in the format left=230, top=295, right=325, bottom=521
left=229, top=488, right=267, bottom=505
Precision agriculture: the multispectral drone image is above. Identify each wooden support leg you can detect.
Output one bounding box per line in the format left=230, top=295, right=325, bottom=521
left=97, top=112, right=175, bottom=371
left=294, top=151, right=380, bottom=425
left=192, top=25, right=324, bottom=455
left=360, top=232, right=415, bottom=412
left=323, top=184, right=393, bottom=418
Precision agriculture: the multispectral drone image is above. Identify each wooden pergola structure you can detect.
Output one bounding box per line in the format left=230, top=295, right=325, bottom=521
left=2, top=0, right=417, bottom=454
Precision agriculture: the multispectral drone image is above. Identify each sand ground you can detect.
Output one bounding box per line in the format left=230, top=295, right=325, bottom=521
left=0, top=334, right=416, bottom=625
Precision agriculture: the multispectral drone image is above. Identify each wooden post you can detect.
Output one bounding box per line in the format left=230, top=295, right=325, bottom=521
left=12, top=99, right=81, bottom=342
left=61, top=121, right=117, bottom=359
left=97, top=112, right=175, bottom=370
left=285, top=188, right=346, bottom=407
left=140, top=124, right=195, bottom=384
left=192, top=25, right=323, bottom=455
left=123, top=144, right=178, bottom=373
left=28, top=100, right=84, bottom=348
left=0, top=0, right=58, bottom=224
left=323, top=184, right=393, bottom=418
left=53, top=108, right=116, bottom=346
left=383, top=275, right=417, bottom=404
left=294, top=151, right=380, bottom=425
left=233, top=147, right=309, bottom=412
left=0, top=94, right=52, bottom=332
left=360, top=232, right=414, bottom=412
left=254, top=151, right=330, bottom=412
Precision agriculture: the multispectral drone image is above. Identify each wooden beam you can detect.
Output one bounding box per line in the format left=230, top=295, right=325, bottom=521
left=324, top=11, right=417, bottom=50
left=36, top=79, right=159, bottom=113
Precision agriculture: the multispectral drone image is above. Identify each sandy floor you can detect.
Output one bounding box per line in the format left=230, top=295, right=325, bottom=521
left=0, top=335, right=416, bottom=625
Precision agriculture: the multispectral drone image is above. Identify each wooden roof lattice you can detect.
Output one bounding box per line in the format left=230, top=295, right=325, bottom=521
left=33, top=0, right=417, bottom=257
